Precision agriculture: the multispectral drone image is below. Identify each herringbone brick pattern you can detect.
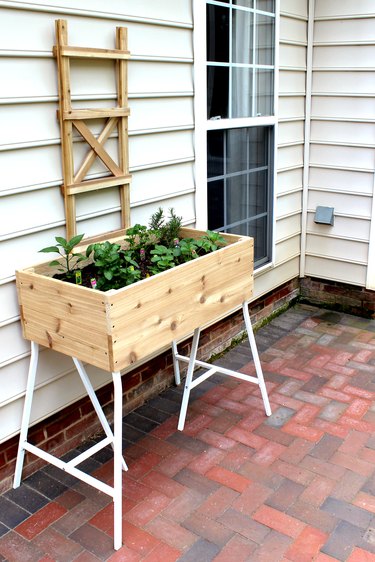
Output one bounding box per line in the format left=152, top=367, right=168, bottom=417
left=0, top=304, right=374, bottom=561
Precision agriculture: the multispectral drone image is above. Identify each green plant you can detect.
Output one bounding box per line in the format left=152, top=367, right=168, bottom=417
left=196, top=230, right=227, bottom=253
left=148, top=207, right=182, bottom=247
left=85, top=241, right=140, bottom=290
left=39, top=208, right=228, bottom=290
left=149, top=245, right=177, bottom=273
left=39, top=234, right=86, bottom=278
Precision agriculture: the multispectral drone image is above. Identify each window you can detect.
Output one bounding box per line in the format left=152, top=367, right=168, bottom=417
left=206, top=0, right=276, bottom=268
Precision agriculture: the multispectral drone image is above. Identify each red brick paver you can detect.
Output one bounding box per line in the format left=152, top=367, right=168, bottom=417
left=0, top=305, right=374, bottom=561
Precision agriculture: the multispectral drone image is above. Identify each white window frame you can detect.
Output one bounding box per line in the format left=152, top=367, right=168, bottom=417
left=193, top=0, right=280, bottom=271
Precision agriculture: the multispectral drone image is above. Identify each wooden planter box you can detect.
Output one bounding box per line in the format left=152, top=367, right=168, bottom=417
left=16, top=228, right=254, bottom=372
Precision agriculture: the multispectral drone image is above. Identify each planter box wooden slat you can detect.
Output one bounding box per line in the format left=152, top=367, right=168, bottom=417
left=16, top=229, right=254, bottom=372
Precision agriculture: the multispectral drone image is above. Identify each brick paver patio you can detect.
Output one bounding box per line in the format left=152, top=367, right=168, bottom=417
left=0, top=304, right=374, bottom=561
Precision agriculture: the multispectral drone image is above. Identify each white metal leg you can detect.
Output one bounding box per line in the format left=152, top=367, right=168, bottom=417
left=14, top=341, right=39, bottom=488
left=112, top=370, right=123, bottom=551
left=73, top=358, right=127, bottom=472
left=13, top=343, right=125, bottom=551
left=173, top=302, right=272, bottom=430
left=171, top=340, right=181, bottom=385
left=177, top=328, right=200, bottom=431
left=242, top=302, right=272, bottom=416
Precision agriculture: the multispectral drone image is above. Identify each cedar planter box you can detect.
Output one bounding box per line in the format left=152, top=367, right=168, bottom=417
left=16, top=228, right=254, bottom=372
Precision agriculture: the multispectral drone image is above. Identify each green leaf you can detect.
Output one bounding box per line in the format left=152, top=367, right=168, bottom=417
left=55, top=237, right=68, bottom=247
left=69, top=233, right=85, bottom=247
left=39, top=246, right=60, bottom=254
left=48, top=260, right=61, bottom=266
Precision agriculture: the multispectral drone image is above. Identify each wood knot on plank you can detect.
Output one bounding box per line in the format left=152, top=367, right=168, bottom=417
left=170, top=321, right=177, bottom=331
left=129, top=351, right=137, bottom=363
left=200, top=295, right=206, bottom=303
left=46, top=331, right=53, bottom=348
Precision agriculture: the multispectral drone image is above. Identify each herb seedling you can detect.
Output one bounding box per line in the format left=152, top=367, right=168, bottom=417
left=39, top=234, right=86, bottom=278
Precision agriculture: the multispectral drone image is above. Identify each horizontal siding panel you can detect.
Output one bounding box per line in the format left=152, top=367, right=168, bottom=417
left=278, top=144, right=304, bottom=170
left=275, top=235, right=301, bottom=265
left=129, top=193, right=195, bottom=225
left=305, top=255, right=367, bottom=286
left=0, top=323, right=29, bottom=365
left=280, top=0, right=308, bottom=19
left=315, top=0, right=375, bottom=19
left=306, top=212, right=370, bottom=241
left=1, top=188, right=64, bottom=237
left=312, top=71, right=375, bottom=95
left=9, top=0, right=193, bottom=25
left=314, top=18, right=375, bottom=44
left=311, top=96, right=375, bottom=121
left=310, top=120, right=375, bottom=146
left=0, top=103, right=60, bottom=147
left=0, top=350, right=73, bottom=408
left=278, top=120, right=304, bottom=145
left=279, top=44, right=306, bottom=68
left=310, top=144, right=375, bottom=171
left=131, top=97, right=194, bottom=132
left=0, top=146, right=62, bottom=193
left=277, top=168, right=303, bottom=194
left=309, top=167, right=374, bottom=195
left=280, top=15, right=307, bottom=44
left=0, top=59, right=192, bottom=101
left=131, top=162, right=195, bottom=205
left=130, top=130, right=194, bottom=169
left=276, top=191, right=302, bottom=219
left=275, top=214, right=301, bottom=242
left=306, top=235, right=368, bottom=263
left=278, top=96, right=305, bottom=119
left=0, top=9, right=193, bottom=56
left=313, top=46, right=375, bottom=69
left=253, top=257, right=300, bottom=299
left=0, top=59, right=57, bottom=100
left=0, top=282, right=19, bottom=324
left=130, top=61, right=193, bottom=95
left=279, top=71, right=306, bottom=95
left=308, top=189, right=372, bottom=218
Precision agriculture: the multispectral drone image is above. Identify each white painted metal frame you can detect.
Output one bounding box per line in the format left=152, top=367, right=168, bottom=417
left=13, top=303, right=270, bottom=551
left=172, top=302, right=272, bottom=430
left=13, top=341, right=127, bottom=551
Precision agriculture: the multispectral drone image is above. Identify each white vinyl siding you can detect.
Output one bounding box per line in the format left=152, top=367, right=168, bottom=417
left=254, top=0, right=307, bottom=298
left=0, top=0, right=194, bottom=444
left=304, top=0, right=375, bottom=287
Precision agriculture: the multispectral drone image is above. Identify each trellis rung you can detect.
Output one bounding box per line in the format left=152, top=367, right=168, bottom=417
left=65, top=174, right=131, bottom=196
left=56, top=45, right=130, bottom=60
left=61, top=108, right=130, bottom=120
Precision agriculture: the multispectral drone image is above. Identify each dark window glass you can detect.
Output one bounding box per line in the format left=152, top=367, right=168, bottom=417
left=207, top=127, right=273, bottom=267
left=207, top=130, right=224, bottom=178
left=207, top=66, right=229, bottom=119
left=208, top=180, right=224, bottom=230
left=206, top=5, right=229, bottom=62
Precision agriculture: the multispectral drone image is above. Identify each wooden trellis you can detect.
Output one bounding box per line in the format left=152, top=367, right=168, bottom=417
left=54, top=19, right=131, bottom=240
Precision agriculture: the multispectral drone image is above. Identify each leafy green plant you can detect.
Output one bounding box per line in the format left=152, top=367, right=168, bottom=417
left=196, top=230, right=227, bottom=253
left=39, top=208, right=228, bottom=290
left=149, top=245, right=177, bottom=274
left=39, top=234, right=86, bottom=278
left=85, top=241, right=140, bottom=290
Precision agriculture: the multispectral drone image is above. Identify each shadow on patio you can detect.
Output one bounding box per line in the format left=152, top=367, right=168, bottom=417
left=0, top=304, right=374, bottom=561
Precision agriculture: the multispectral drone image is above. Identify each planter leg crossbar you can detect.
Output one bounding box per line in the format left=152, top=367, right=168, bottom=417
left=172, top=303, right=272, bottom=431
left=13, top=341, right=126, bottom=550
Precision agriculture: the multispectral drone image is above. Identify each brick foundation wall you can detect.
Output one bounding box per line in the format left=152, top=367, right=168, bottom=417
left=0, top=277, right=300, bottom=492
left=300, top=277, right=375, bottom=318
